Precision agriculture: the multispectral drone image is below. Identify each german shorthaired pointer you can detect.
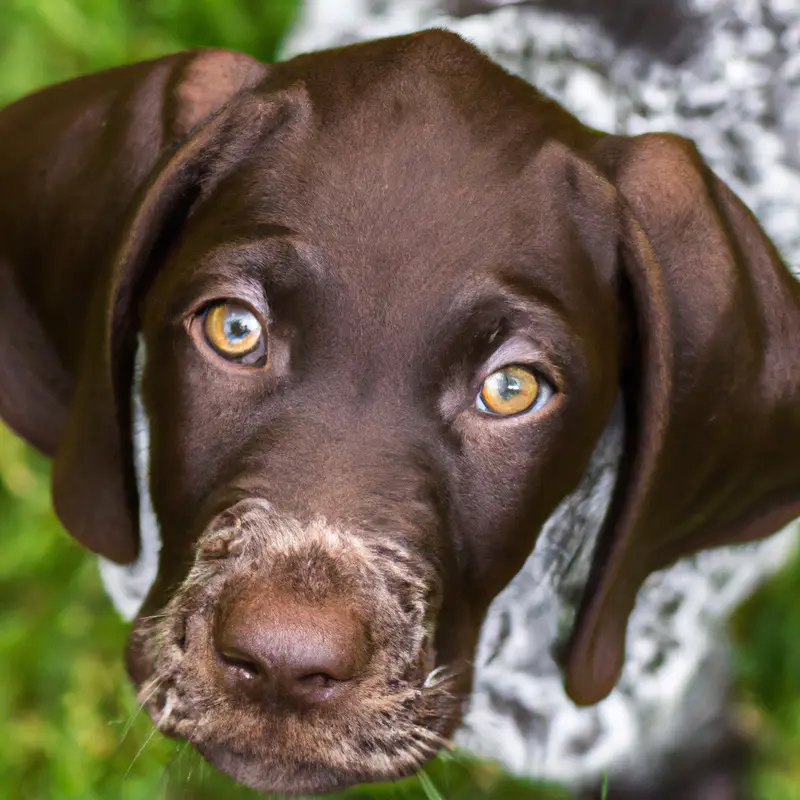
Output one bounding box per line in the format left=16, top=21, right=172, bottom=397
left=1, top=23, right=798, bottom=800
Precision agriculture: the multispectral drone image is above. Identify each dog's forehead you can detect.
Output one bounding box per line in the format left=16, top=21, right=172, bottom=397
left=271, top=29, right=545, bottom=134
left=254, top=30, right=581, bottom=224
left=190, top=35, right=594, bottom=296
left=156, top=32, right=606, bottom=347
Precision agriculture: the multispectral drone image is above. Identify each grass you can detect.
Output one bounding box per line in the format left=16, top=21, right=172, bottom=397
left=0, top=0, right=299, bottom=104
left=1, top=1, right=800, bottom=798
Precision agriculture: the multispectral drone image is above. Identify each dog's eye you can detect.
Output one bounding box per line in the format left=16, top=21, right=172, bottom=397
left=202, top=301, right=267, bottom=366
left=476, top=366, right=550, bottom=417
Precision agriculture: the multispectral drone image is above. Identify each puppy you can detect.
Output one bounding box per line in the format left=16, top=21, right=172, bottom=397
left=1, top=30, right=798, bottom=796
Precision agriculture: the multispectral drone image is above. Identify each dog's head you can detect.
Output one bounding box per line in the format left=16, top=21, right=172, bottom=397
left=1, top=31, right=799, bottom=794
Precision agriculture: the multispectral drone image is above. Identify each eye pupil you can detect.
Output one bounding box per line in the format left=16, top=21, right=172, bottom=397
left=226, top=315, right=252, bottom=341
left=493, top=372, right=521, bottom=400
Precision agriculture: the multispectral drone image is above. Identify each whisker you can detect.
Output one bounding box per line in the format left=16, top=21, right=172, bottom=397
left=422, top=665, right=450, bottom=688
left=165, top=740, right=193, bottom=785
left=157, top=692, right=177, bottom=727
left=116, top=676, right=164, bottom=749
left=124, top=725, right=160, bottom=780
left=404, top=743, right=435, bottom=770
left=135, top=613, right=171, bottom=624
left=124, top=691, right=176, bottom=780
left=136, top=673, right=164, bottom=701
left=413, top=727, right=454, bottom=751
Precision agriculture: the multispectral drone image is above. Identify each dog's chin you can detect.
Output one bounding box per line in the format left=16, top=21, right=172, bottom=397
left=128, top=621, right=463, bottom=794
left=194, top=740, right=432, bottom=796
left=135, top=650, right=461, bottom=791
left=133, top=658, right=460, bottom=795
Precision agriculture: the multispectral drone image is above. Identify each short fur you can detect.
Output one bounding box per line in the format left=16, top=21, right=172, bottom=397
left=1, top=29, right=799, bottom=795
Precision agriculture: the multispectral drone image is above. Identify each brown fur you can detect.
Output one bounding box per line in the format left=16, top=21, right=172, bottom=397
left=1, top=30, right=799, bottom=793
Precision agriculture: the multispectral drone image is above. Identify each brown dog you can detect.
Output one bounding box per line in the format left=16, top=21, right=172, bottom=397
left=1, top=30, right=799, bottom=795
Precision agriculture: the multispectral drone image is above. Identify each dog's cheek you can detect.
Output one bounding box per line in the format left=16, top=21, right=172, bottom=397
left=446, top=439, right=552, bottom=601
left=135, top=317, right=261, bottom=529
left=447, top=399, right=604, bottom=606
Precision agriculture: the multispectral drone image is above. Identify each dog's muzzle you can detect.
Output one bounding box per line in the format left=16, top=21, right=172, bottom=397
left=128, top=499, right=457, bottom=794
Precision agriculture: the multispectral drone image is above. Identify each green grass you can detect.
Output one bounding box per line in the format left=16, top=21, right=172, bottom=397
left=1, top=1, right=800, bottom=797
left=0, top=0, right=299, bottom=104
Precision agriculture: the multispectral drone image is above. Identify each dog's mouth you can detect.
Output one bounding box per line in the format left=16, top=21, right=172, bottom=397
left=127, top=500, right=461, bottom=795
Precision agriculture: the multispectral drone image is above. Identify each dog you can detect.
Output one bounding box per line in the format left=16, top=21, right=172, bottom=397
left=1, top=28, right=799, bottom=797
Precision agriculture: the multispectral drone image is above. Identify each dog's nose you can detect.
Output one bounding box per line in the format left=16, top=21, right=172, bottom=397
left=213, top=587, right=367, bottom=707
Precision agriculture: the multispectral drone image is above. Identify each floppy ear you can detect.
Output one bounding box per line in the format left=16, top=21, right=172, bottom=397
left=563, top=133, right=800, bottom=706
left=0, top=50, right=270, bottom=563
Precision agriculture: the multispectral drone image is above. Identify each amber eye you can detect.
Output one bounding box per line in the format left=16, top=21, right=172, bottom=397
left=476, top=366, right=544, bottom=417
left=202, top=301, right=267, bottom=366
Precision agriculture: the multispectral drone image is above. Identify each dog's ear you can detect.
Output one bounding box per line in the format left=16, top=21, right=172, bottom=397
left=561, top=134, right=800, bottom=706
left=0, top=50, right=274, bottom=563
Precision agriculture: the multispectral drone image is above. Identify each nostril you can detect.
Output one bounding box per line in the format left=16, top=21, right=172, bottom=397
left=290, top=671, right=348, bottom=704
left=218, top=647, right=262, bottom=681
left=296, top=672, right=344, bottom=689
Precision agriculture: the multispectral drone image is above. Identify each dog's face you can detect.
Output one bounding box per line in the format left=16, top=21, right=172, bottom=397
left=1, top=30, right=799, bottom=796
left=128, top=65, right=618, bottom=791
